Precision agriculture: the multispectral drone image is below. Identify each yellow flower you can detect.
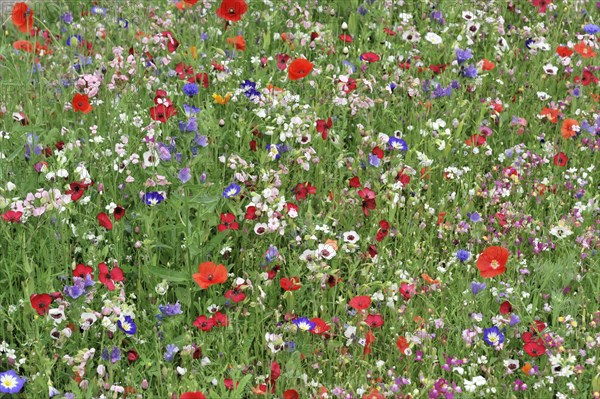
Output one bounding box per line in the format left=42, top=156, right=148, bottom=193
left=212, top=93, right=232, bottom=105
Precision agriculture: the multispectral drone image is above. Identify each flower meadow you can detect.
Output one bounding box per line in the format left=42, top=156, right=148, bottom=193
left=0, top=0, right=599, bottom=397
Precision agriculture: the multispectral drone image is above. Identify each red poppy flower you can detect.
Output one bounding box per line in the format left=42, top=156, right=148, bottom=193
left=499, top=300, right=513, bottom=315
left=193, top=315, right=215, bottom=331
left=310, top=317, right=331, bottom=335
left=2, top=210, right=23, bottom=223
left=532, top=0, right=551, bottom=13
left=465, top=134, right=486, bottom=146
left=224, top=287, right=246, bottom=302
left=476, top=246, right=509, bottom=278
left=293, top=182, right=316, bottom=201
left=524, top=341, right=546, bottom=357
left=218, top=212, right=239, bottom=232
left=227, top=35, right=246, bottom=51
left=30, top=293, right=52, bottom=315
left=349, top=176, right=361, bottom=188
left=367, top=244, right=378, bottom=258
left=553, top=152, right=568, bottom=167
left=244, top=205, right=257, bottom=220
left=339, top=33, right=353, bottom=43
left=283, top=389, right=299, bottom=399
left=216, top=0, right=248, bottom=22
left=363, top=329, right=375, bottom=358
left=66, top=180, right=90, bottom=202
left=98, top=262, right=124, bottom=291
left=97, top=212, right=113, bottom=230
left=556, top=46, right=573, bottom=58
left=288, top=58, right=314, bottom=80
left=349, top=295, right=371, bottom=310
left=13, top=39, right=33, bottom=52
left=211, top=311, right=229, bottom=327
left=429, top=63, right=448, bottom=74
left=190, top=72, right=209, bottom=88
left=365, top=314, right=384, bottom=328
left=149, top=104, right=177, bottom=123
left=396, top=336, right=409, bottom=354
left=399, top=282, right=416, bottom=300
left=279, top=277, right=301, bottom=291
left=73, top=263, right=93, bottom=279
left=193, top=261, right=228, bottom=289
left=72, top=93, right=93, bottom=114
left=12, top=2, right=34, bottom=33
left=360, top=52, right=380, bottom=62
left=574, top=69, right=598, bottom=86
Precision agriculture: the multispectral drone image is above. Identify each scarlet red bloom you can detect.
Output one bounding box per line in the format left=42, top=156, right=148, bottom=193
left=360, top=52, right=380, bottom=62
left=161, top=31, right=179, bottom=53
left=211, top=311, right=229, bottom=327
left=98, top=262, right=124, bottom=291
left=66, top=180, right=91, bottom=202
left=556, top=46, right=573, bottom=58
left=574, top=41, right=596, bottom=58
left=193, top=261, right=228, bottom=289
left=339, top=33, right=353, bottom=43
left=72, top=93, right=93, bottom=114
left=358, top=187, right=376, bottom=217
left=73, top=263, right=93, bottom=279
left=476, top=246, right=509, bottom=278
left=193, top=315, right=215, bottom=331
left=280, top=277, right=302, bottom=291
left=399, top=282, right=416, bottom=300
left=310, top=317, right=331, bottom=335
left=30, top=293, right=52, bottom=315
left=396, top=336, right=409, bottom=354
left=293, top=182, right=316, bottom=201
left=532, top=0, right=552, bottom=13
left=227, top=35, right=246, bottom=51
left=365, top=314, right=384, bottom=328
left=363, top=329, right=375, bottom=358
left=553, top=152, right=569, bottom=167
left=2, top=210, right=23, bottom=223
left=349, top=295, right=371, bottom=311
left=97, top=212, right=113, bottom=230
left=500, top=300, right=513, bottom=315
left=561, top=119, right=579, bottom=139
left=283, top=389, right=299, bottom=399
left=224, top=287, right=246, bottom=302
left=12, top=2, right=34, bottom=33
left=149, top=104, right=177, bottom=123
left=288, top=58, right=314, bottom=80
left=349, top=176, right=361, bottom=188
left=218, top=212, right=239, bottom=232
left=216, top=0, right=248, bottom=22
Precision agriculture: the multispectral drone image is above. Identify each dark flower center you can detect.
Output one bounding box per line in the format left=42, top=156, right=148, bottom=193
left=207, top=274, right=214, bottom=281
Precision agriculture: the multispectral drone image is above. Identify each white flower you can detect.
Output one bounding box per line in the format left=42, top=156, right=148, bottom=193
left=425, top=32, right=443, bottom=45
left=543, top=63, right=558, bottom=75
left=317, top=243, right=336, bottom=260
left=342, top=231, right=360, bottom=243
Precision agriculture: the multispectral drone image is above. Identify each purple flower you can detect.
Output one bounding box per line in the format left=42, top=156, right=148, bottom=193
left=178, top=167, right=191, bottom=183
left=0, top=370, right=25, bottom=394
left=368, top=154, right=381, bottom=167
left=483, top=326, right=504, bottom=346
left=143, top=192, right=165, bottom=206
left=293, top=317, right=315, bottom=332
left=462, top=64, right=478, bottom=78
left=193, top=133, right=208, bottom=147
left=471, top=281, right=486, bottom=295
left=583, top=24, right=600, bottom=35
left=388, top=137, right=408, bottom=151
left=183, top=83, right=198, bottom=97
left=265, top=245, right=279, bottom=263
left=456, top=250, right=470, bottom=262
left=158, top=302, right=183, bottom=319
left=164, top=344, right=179, bottom=362
left=455, top=48, right=473, bottom=64
left=118, top=316, right=137, bottom=335
left=509, top=314, right=521, bottom=327
left=222, top=183, right=241, bottom=198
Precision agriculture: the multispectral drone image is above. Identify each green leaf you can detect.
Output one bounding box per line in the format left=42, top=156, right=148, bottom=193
left=145, top=265, right=189, bottom=283
left=231, top=374, right=253, bottom=398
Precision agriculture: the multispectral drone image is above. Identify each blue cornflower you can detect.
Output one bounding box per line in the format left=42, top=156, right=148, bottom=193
left=183, top=83, right=199, bottom=97
left=483, top=326, right=505, bottom=346
left=293, top=317, right=316, bottom=332
left=455, top=48, right=473, bottom=64
left=456, top=249, right=470, bottom=262
left=583, top=24, right=600, bottom=35
left=118, top=316, right=137, bottom=335
left=143, top=192, right=165, bottom=206
left=222, top=183, right=241, bottom=198
left=388, top=137, right=408, bottom=151
left=471, top=281, right=486, bottom=295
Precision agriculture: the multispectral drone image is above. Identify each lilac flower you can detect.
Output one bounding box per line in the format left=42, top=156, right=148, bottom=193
left=265, top=245, right=279, bottom=263
left=61, top=12, right=73, bottom=24
left=158, top=302, right=183, bottom=319
left=164, top=344, right=179, bottom=362
left=471, top=281, right=486, bottom=295
left=462, top=64, right=478, bottom=78
left=455, top=48, right=473, bottom=64
left=179, top=117, right=198, bottom=133
left=368, top=154, right=381, bottom=167
left=183, top=104, right=201, bottom=115
left=467, top=212, right=481, bottom=222
left=193, top=133, right=208, bottom=147
left=509, top=314, right=521, bottom=327
left=101, top=347, right=121, bottom=364
left=178, top=167, right=191, bottom=183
